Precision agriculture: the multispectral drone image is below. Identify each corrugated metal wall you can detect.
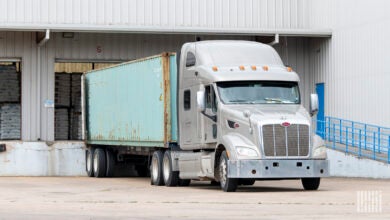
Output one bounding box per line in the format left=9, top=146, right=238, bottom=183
left=0, top=32, right=38, bottom=140
left=306, top=0, right=390, bottom=127
left=0, top=0, right=312, bottom=32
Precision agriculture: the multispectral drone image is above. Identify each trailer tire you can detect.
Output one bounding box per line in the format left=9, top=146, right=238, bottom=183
left=301, top=178, right=321, bottom=190
left=105, top=150, right=115, bottom=177
left=163, top=151, right=179, bottom=187
left=151, top=151, right=164, bottom=186
left=86, top=148, right=95, bottom=177
left=219, top=151, right=238, bottom=192
left=93, top=148, right=107, bottom=178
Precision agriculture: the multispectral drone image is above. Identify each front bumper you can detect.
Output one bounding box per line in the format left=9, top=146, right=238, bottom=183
left=228, top=159, right=329, bottom=178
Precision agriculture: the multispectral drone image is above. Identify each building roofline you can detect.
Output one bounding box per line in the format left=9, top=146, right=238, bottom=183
left=0, top=23, right=332, bottom=37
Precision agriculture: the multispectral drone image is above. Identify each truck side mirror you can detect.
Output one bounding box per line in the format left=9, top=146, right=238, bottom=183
left=197, top=91, right=205, bottom=112
left=310, top=94, right=319, bottom=117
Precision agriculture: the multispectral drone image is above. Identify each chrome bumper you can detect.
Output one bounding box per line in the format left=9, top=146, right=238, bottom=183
left=228, top=159, right=329, bottom=178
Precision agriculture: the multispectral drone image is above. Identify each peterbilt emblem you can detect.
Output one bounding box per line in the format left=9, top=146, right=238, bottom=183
left=281, top=122, right=291, bottom=127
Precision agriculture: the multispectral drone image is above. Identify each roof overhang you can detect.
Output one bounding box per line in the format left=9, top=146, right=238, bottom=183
left=0, top=23, right=332, bottom=37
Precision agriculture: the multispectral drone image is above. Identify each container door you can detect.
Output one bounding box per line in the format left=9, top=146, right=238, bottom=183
left=316, top=83, right=325, bottom=138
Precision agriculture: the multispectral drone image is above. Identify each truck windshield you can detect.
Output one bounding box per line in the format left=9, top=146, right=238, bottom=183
left=217, top=81, right=300, bottom=104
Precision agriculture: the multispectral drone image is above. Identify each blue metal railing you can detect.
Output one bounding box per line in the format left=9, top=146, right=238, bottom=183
left=316, top=116, right=390, bottom=164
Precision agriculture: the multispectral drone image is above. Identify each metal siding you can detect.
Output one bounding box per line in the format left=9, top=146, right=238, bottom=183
left=0, top=0, right=321, bottom=34
left=306, top=0, right=390, bottom=127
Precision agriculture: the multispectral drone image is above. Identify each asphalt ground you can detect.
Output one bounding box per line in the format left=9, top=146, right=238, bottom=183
left=0, top=177, right=389, bottom=219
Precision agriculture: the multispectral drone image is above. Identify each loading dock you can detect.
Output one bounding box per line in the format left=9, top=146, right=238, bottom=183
left=0, top=60, right=21, bottom=140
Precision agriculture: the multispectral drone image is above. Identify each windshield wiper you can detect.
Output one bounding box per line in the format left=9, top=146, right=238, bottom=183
left=264, top=98, right=295, bottom=103
left=228, top=99, right=251, bottom=103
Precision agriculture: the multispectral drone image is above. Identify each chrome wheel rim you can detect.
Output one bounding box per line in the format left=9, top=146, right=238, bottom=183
left=219, top=157, right=227, bottom=187
left=163, top=155, right=170, bottom=183
left=86, top=151, right=91, bottom=172
left=152, top=156, right=159, bottom=182
left=93, top=152, right=98, bottom=173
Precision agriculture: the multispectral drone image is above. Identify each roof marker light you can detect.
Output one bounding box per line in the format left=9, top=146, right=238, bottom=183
left=239, top=65, right=245, bottom=71
left=287, top=67, right=293, bottom=72
left=251, top=66, right=257, bottom=71
left=212, top=66, right=218, bottom=72
left=262, top=66, right=269, bottom=71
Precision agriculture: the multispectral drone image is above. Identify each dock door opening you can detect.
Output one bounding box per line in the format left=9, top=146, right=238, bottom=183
left=0, top=61, right=21, bottom=140
left=54, top=62, right=118, bottom=140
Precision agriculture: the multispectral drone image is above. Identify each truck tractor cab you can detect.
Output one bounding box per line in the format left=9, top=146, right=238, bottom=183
left=174, top=41, right=328, bottom=191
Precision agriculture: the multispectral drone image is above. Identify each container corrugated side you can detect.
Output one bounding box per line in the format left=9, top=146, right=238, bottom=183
left=84, top=53, right=177, bottom=147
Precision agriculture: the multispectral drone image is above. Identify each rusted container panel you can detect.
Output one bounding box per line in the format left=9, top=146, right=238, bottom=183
left=84, top=53, right=177, bottom=147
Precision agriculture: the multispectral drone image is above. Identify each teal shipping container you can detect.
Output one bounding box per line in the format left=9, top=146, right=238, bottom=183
left=84, top=53, right=178, bottom=147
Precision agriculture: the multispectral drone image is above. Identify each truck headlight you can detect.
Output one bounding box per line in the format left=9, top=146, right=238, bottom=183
left=313, top=146, right=327, bottom=159
left=236, top=146, right=258, bottom=157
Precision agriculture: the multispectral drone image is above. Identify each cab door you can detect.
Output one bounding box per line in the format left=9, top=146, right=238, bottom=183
left=203, top=85, right=218, bottom=144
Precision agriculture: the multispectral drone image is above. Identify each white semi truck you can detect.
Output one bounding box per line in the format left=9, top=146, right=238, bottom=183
left=83, top=40, right=328, bottom=192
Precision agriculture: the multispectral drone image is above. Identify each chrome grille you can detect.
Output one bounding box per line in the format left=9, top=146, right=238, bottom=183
left=262, top=124, right=309, bottom=157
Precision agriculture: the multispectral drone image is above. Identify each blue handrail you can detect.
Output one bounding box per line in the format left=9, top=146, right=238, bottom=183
left=316, top=116, right=390, bottom=164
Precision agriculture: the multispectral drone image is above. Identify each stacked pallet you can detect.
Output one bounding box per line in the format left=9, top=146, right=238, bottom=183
left=55, top=108, right=69, bottom=140
left=55, top=72, right=83, bottom=140
left=0, top=65, right=20, bottom=102
left=55, top=73, right=71, bottom=107
left=0, top=104, right=21, bottom=140
left=70, top=111, right=82, bottom=140
left=71, top=73, right=82, bottom=112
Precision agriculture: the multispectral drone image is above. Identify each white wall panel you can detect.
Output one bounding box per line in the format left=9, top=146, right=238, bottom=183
left=305, top=0, right=390, bottom=127
left=0, top=0, right=326, bottom=35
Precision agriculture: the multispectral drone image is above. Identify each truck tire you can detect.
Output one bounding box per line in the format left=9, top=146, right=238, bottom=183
left=163, top=150, right=179, bottom=187
left=219, top=151, right=238, bottom=192
left=105, top=150, right=115, bottom=177
left=93, top=148, right=107, bottom=178
left=151, top=150, right=164, bottom=186
left=178, top=179, right=191, bottom=187
left=239, top=179, right=256, bottom=186
left=301, top=178, right=321, bottom=190
left=86, top=148, right=95, bottom=177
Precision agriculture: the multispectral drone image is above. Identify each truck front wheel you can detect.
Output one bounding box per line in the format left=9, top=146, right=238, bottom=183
left=219, top=151, right=238, bottom=192
left=151, top=151, right=164, bottom=186
left=301, top=178, right=321, bottom=190
left=163, top=150, right=179, bottom=187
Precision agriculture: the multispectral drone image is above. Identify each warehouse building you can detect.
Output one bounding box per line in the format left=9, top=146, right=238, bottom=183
left=0, top=0, right=389, bottom=176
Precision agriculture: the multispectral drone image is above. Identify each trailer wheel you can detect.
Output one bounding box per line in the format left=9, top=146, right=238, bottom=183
left=301, top=178, right=321, bottom=190
left=163, top=151, right=179, bottom=187
left=105, top=150, right=115, bottom=177
left=93, top=148, right=107, bottom=178
left=86, top=148, right=95, bottom=177
left=151, top=151, right=164, bottom=186
left=219, top=151, right=238, bottom=192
